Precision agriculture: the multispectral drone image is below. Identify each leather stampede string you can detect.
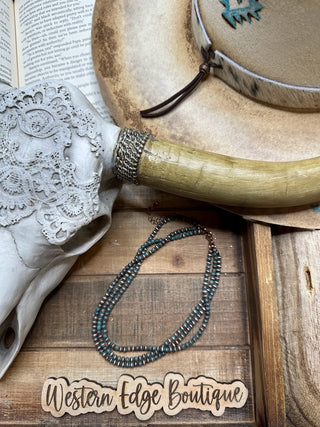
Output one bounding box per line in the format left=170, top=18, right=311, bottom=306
left=140, top=49, right=221, bottom=118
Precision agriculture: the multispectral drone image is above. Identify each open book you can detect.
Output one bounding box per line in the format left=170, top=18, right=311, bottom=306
left=0, top=0, right=108, bottom=118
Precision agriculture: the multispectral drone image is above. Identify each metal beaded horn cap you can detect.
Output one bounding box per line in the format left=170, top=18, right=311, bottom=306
left=92, top=0, right=320, bottom=228
left=112, top=128, right=153, bottom=184
left=92, top=0, right=320, bottom=165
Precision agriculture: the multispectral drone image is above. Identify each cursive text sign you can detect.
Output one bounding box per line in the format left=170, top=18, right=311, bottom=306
left=41, top=373, right=248, bottom=421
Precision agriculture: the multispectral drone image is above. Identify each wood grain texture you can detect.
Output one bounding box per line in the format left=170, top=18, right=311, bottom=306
left=273, top=228, right=320, bottom=426
left=0, top=187, right=258, bottom=425
left=23, top=275, right=249, bottom=349
left=243, top=222, right=286, bottom=426
left=0, top=349, right=254, bottom=426
left=71, top=208, right=243, bottom=276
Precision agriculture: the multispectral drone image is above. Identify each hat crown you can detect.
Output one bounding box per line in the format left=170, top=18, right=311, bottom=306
left=198, top=0, right=320, bottom=87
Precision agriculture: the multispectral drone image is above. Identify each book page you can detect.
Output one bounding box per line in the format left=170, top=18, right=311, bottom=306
left=0, top=0, right=17, bottom=86
left=15, top=0, right=109, bottom=119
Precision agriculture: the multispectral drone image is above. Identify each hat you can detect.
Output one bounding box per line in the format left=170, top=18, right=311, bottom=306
left=92, top=0, right=320, bottom=228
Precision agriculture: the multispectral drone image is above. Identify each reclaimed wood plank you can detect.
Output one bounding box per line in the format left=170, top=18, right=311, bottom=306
left=243, top=222, right=286, bottom=426
left=23, top=275, right=248, bottom=349
left=0, top=202, right=256, bottom=425
left=71, top=210, right=243, bottom=276
left=0, top=349, right=254, bottom=425
left=273, top=228, right=320, bottom=426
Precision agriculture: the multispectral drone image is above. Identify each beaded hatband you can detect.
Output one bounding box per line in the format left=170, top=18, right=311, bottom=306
left=92, top=215, right=221, bottom=368
left=112, top=127, right=153, bottom=184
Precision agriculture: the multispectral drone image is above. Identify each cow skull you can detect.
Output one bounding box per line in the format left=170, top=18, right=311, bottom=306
left=2, top=75, right=320, bottom=379
left=0, top=80, right=121, bottom=378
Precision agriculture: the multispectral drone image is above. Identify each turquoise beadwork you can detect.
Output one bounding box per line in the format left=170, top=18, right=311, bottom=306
left=92, top=215, right=221, bottom=367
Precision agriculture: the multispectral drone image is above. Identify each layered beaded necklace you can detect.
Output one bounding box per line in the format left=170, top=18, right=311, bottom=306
left=92, top=215, right=221, bottom=368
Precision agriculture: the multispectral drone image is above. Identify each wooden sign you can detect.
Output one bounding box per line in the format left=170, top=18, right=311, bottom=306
left=41, top=372, right=248, bottom=421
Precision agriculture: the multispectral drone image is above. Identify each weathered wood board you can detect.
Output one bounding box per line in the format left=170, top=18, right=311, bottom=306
left=273, top=228, right=320, bottom=426
left=0, top=184, right=263, bottom=425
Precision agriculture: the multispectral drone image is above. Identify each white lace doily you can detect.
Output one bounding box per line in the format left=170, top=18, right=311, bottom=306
left=0, top=82, right=104, bottom=244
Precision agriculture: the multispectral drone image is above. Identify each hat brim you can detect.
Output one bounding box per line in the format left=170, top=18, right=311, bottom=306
left=92, top=0, right=320, bottom=228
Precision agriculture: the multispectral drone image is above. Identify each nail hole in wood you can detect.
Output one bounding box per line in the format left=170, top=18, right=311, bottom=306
left=3, top=327, right=15, bottom=349
left=304, top=266, right=314, bottom=293
left=172, top=254, right=184, bottom=268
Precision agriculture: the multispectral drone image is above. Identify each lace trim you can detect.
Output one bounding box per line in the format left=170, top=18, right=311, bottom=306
left=0, top=82, right=103, bottom=244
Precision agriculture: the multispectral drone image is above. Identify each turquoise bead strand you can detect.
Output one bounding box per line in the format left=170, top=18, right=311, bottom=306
left=92, top=215, right=221, bottom=367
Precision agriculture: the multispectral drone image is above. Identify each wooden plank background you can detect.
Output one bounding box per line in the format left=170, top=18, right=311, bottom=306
left=273, top=227, right=320, bottom=427
left=0, top=184, right=255, bottom=425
